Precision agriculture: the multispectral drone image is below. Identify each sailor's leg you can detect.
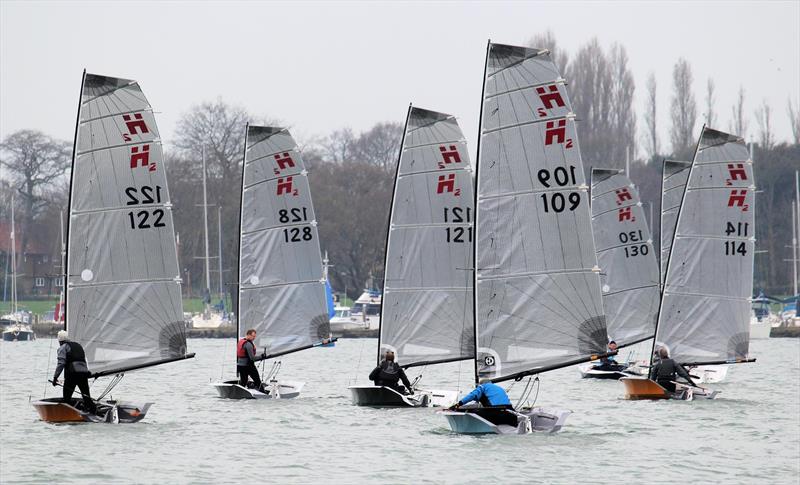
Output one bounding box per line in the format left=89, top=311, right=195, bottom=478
left=248, top=363, right=262, bottom=389
left=62, top=375, right=76, bottom=403
left=76, top=375, right=96, bottom=414
left=237, top=366, right=248, bottom=386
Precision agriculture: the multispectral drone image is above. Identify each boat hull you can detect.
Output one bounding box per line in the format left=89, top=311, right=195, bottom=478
left=440, top=406, right=571, bottom=434
left=2, top=328, right=35, bottom=341
left=687, top=364, right=729, bottom=384
left=348, top=385, right=454, bottom=407
left=211, top=380, right=304, bottom=399
left=31, top=398, right=151, bottom=423
left=578, top=362, right=631, bottom=380
left=621, top=377, right=719, bottom=400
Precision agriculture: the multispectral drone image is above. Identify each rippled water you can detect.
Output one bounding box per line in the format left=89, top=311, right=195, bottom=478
left=1, top=337, right=798, bottom=484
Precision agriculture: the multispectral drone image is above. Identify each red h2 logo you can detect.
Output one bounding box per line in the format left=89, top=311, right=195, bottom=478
left=122, top=113, right=149, bottom=135
left=536, top=85, right=565, bottom=110
left=130, top=144, right=155, bottom=172
left=277, top=177, right=297, bottom=196
left=725, top=163, right=748, bottom=185
left=438, top=145, right=461, bottom=169
left=544, top=119, right=567, bottom=146
left=727, top=189, right=748, bottom=211
left=274, top=152, right=295, bottom=175
left=437, top=174, right=459, bottom=195
left=615, top=188, right=633, bottom=205
left=618, top=207, right=634, bottom=222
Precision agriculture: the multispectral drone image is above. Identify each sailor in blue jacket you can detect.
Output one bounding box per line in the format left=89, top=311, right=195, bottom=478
left=451, top=381, right=512, bottom=409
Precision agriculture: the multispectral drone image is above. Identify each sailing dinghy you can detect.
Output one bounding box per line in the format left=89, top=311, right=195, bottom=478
left=578, top=169, right=660, bottom=379
left=622, top=127, right=756, bottom=400
left=440, top=42, right=613, bottom=434
left=212, top=125, right=334, bottom=399
left=32, top=71, right=194, bottom=423
left=349, top=106, right=474, bottom=408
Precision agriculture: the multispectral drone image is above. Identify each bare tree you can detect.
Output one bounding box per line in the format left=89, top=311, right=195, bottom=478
left=669, top=58, right=697, bottom=157
left=730, top=86, right=748, bottom=138
left=608, top=43, right=636, bottom=163
left=570, top=38, right=613, bottom=165
left=755, top=100, right=774, bottom=149
left=320, top=128, right=356, bottom=163
left=705, top=78, right=717, bottom=127
left=643, top=72, right=659, bottom=159
left=0, top=130, right=70, bottom=253
left=352, top=122, right=403, bottom=172
left=528, top=30, right=569, bottom=76
left=788, top=97, right=800, bottom=144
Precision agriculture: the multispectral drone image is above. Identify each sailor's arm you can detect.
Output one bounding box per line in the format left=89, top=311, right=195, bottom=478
left=368, top=366, right=381, bottom=381
left=398, top=368, right=412, bottom=390
left=458, top=387, right=483, bottom=406
left=53, top=344, right=68, bottom=381
left=676, top=364, right=696, bottom=386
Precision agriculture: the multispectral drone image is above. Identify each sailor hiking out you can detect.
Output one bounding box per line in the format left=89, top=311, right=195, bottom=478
left=649, top=347, right=698, bottom=392
left=52, top=330, right=96, bottom=414
left=369, top=350, right=414, bottom=394
left=237, top=329, right=267, bottom=390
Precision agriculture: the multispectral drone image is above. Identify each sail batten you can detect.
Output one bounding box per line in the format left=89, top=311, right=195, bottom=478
left=66, top=72, right=189, bottom=376
left=590, top=168, right=659, bottom=347
left=656, top=127, right=754, bottom=364
left=239, top=126, right=330, bottom=356
left=475, top=43, right=608, bottom=382
left=378, top=106, right=475, bottom=367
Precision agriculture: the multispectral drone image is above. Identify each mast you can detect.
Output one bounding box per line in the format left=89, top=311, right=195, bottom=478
left=10, top=196, right=16, bottom=314
left=63, top=69, right=87, bottom=332
left=795, top=170, right=800, bottom=296
left=218, top=206, right=224, bottom=300
left=237, top=124, right=249, bottom=338
left=377, top=103, right=411, bottom=366
left=472, top=40, right=490, bottom=386
left=202, top=146, right=211, bottom=315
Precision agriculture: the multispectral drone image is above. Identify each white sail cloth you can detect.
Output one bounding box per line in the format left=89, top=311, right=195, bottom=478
left=475, top=44, right=608, bottom=381
left=660, top=160, right=691, bottom=287
left=591, top=169, right=659, bottom=347
left=67, top=73, right=186, bottom=375
left=239, top=126, right=329, bottom=356
left=657, top=128, right=755, bottom=364
left=379, top=107, right=474, bottom=366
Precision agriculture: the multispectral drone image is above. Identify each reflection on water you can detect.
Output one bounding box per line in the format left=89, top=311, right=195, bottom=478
left=1, top=338, right=798, bottom=483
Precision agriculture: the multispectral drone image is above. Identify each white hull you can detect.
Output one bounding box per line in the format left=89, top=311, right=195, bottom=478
left=211, top=380, right=304, bottom=399
left=687, top=365, right=729, bottom=384
left=440, top=406, right=571, bottom=434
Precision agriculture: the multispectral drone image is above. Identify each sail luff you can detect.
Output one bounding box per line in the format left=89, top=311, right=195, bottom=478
left=377, top=104, right=411, bottom=366
left=659, top=159, right=692, bottom=288
left=63, top=69, right=87, bottom=333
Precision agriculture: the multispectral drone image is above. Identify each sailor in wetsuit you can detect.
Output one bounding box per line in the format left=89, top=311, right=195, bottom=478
left=450, top=380, right=517, bottom=427
left=52, top=330, right=96, bottom=414
left=649, top=347, right=698, bottom=392
left=593, top=340, right=627, bottom=372
left=237, top=328, right=267, bottom=391
left=369, top=350, right=414, bottom=395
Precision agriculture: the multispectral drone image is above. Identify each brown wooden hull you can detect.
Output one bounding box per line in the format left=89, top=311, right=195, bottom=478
left=31, top=398, right=151, bottom=423
left=620, top=377, right=670, bottom=400
left=31, top=400, right=88, bottom=422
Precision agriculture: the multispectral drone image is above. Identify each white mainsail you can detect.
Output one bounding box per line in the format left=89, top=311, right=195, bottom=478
left=475, top=43, right=608, bottom=383
left=238, top=126, right=330, bottom=357
left=590, top=169, right=659, bottom=347
left=659, top=160, right=691, bottom=287
left=66, top=72, right=190, bottom=377
left=656, top=127, right=755, bottom=365
left=378, top=106, right=474, bottom=367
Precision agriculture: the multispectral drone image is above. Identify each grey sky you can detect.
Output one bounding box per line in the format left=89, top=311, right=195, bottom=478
left=1, top=0, right=798, bottom=160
